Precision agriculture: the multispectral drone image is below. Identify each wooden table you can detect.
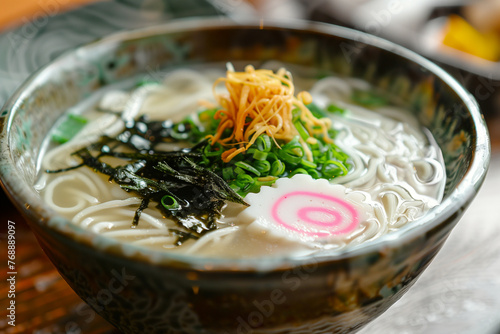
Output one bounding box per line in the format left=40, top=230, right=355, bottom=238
left=1, top=1, right=500, bottom=333
left=0, top=0, right=98, bottom=30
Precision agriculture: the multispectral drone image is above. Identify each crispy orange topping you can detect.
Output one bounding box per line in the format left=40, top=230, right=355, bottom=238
left=207, top=65, right=332, bottom=162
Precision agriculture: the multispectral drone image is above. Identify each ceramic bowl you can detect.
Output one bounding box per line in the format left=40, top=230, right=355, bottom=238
left=0, top=18, right=490, bottom=334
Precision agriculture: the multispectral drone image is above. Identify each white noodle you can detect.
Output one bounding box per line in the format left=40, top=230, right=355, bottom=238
left=132, top=236, right=178, bottom=246
left=183, top=226, right=240, bottom=255
left=73, top=198, right=142, bottom=222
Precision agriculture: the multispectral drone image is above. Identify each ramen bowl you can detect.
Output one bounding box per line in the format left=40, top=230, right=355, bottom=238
left=0, top=19, right=490, bottom=334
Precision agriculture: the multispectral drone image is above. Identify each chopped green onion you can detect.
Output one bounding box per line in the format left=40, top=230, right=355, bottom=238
left=255, top=135, right=272, bottom=152
left=161, top=195, right=180, bottom=210
left=307, top=103, right=328, bottom=118
left=246, top=148, right=257, bottom=155
left=322, top=160, right=348, bottom=178
left=247, top=182, right=262, bottom=194
left=277, top=138, right=304, bottom=165
left=292, top=107, right=301, bottom=122
left=234, top=174, right=255, bottom=193
left=230, top=184, right=241, bottom=192
left=278, top=149, right=302, bottom=165
left=266, top=152, right=278, bottom=161
left=326, top=146, right=346, bottom=161
left=294, top=120, right=309, bottom=141
left=236, top=173, right=254, bottom=185
left=234, top=161, right=261, bottom=176
left=327, top=104, right=347, bottom=115
left=254, top=160, right=271, bottom=174
left=352, top=89, right=387, bottom=107
left=170, top=124, right=190, bottom=140
left=222, top=167, right=234, bottom=180
left=328, top=129, right=339, bottom=139
left=200, top=155, right=210, bottom=166
left=198, top=108, right=217, bottom=119
left=253, top=150, right=268, bottom=161
left=300, top=159, right=317, bottom=169
left=234, top=167, right=246, bottom=175
left=307, top=169, right=321, bottom=179
left=270, top=160, right=286, bottom=176
left=255, top=176, right=278, bottom=186
left=136, top=80, right=158, bottom=87
left=290, top=168, right=309, bottom=177
left=204, top=143, right=223, bottom=157
left=51, top=114, right=88, bottom=144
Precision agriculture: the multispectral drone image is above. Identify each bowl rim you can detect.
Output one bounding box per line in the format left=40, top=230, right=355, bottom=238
left=0, top=17, right=491, bottom=271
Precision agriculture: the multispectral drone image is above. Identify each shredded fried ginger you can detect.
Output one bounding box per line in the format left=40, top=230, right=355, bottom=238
left=206, top=65, right=332, bottom=162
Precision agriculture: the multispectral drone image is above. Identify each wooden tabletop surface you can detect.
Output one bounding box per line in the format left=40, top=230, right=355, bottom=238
left=1, top=2, right=500, bottom=334
left=0, top=0, right=98, bottom=30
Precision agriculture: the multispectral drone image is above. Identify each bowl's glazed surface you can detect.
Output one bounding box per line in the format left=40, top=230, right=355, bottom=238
left=0, top=19, right=490, bottom=334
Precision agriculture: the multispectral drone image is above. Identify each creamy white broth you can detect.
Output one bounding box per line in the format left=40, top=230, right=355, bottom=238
left=36, top=66, right=445, bottom=258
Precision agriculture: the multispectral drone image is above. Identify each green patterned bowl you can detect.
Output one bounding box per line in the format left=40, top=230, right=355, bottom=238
left=0, top=18, right=490, bottom=334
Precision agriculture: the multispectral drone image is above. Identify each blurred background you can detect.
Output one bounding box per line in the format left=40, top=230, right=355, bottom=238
left=1, top=1, right=500, bottom=333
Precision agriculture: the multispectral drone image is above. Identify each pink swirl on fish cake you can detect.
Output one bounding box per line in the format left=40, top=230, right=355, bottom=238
left=271, top=191, right=359, bottom=238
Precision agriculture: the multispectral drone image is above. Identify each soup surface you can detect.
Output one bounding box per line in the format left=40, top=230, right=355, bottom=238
left=36, top=64, right=445, bottom=258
